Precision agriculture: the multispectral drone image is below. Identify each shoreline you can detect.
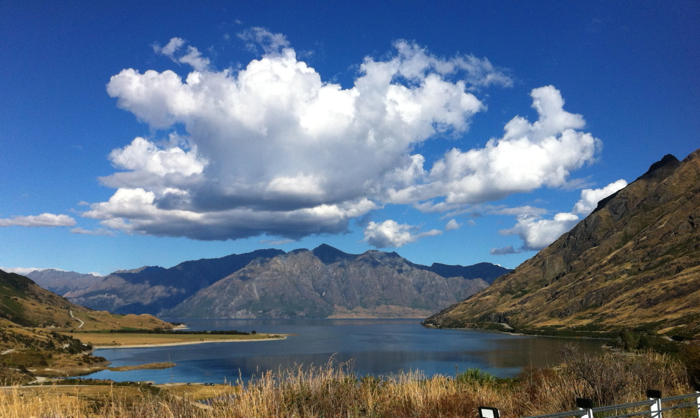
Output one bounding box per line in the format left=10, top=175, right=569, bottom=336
left=93, top=335, right=287, bottom=349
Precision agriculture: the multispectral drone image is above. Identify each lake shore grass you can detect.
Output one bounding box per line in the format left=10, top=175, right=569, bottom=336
left=63, top=332, right=286, bottom=349
left=107, top=361, right=175, bottom=372
left=0, top=349, right=696, bottom=418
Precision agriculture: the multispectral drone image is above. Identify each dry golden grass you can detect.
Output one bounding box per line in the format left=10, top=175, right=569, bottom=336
left=64, top=332, right=284, bottom=347
left=0, top=350, right=695, bottom=418
left=70, top=311, right=173, bottom=332
left=107, top=362, right=176, bottom=371
left=161, top=383, right=238, bottom=401
left=0, top=388, right=90, bottom=418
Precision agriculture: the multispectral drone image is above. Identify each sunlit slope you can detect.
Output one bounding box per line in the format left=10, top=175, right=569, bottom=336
left=425, top=149, right=700, bottom=337
left=0, top=269, right=171, bottom=331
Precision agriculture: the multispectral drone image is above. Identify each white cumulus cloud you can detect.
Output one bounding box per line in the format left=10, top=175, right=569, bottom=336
left=573, top=179, right=627, bottom=215
left=500, top=212, right=580, bottom=251
left=363, top=220, right=442, bottom=248
left=84, top=32, right=611, bottom=246
left=496, top=179, right=628, bottom=252
left=389, top=85, right=601, bottom=207
left=88, top=32, right=514, bottom=241
left=0, top=213, right=76, bottom=228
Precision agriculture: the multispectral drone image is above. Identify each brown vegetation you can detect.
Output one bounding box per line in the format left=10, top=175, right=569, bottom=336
left=426, top=150, right=700, bottom=338
left=0, top=350, right=696, bottom=418
left=0, top=269, right=172, bottom=331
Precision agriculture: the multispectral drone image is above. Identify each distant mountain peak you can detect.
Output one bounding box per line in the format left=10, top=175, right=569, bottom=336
left=163, top=247, right=493, bottom=319
left=312, top=244, right=355, bottom=265
left=289, top=248, right=309, bottom=255
left=66, top=243, right=507, bottom=319
left=637, top=153, right=680, bottom=181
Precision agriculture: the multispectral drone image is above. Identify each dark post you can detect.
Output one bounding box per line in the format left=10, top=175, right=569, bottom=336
left=647, top=389, right=662, bottom=418
left=576, top=398, right=594, bottom=418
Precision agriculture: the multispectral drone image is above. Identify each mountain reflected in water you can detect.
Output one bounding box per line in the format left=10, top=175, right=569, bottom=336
left=85, top=319, right=605, bottom=384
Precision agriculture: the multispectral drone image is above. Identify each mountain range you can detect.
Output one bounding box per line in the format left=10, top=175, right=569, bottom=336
left=24, top=269, right=103, bottom=296
left=64, top=245, right=509, bottom=318
left=425, top=149, right=700, bottom=339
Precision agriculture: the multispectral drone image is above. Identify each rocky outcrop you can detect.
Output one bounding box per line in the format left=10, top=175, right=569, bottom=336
left=425, top=149, right=700, bottom=337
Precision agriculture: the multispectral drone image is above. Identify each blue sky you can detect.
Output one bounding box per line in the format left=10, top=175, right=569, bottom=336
left=1, top=1, right=698, bottom=275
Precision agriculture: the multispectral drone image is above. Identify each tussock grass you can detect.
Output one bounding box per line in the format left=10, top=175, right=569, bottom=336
left=0, top=387, right=89, bottom=417
left=0, top=350, right=695, bottom=418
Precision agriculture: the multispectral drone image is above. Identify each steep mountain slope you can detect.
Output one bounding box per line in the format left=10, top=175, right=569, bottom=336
left=425, top=150, right=700, bottom=337
left=66, top=249, right=284, bottom=315
left=164, top=246, right=491, bottom=318
left=25, top=269, right=102, bottom=296
left=0, top=269, right=170, bottom=330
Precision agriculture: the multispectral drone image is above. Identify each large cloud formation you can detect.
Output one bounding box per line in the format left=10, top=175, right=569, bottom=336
left=85, top=30, right=602, bottom=244
left=396, top=85, right=601, bottom=211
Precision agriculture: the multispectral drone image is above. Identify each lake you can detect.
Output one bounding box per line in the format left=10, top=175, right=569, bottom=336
left=84, top=318, right=606, bottom=384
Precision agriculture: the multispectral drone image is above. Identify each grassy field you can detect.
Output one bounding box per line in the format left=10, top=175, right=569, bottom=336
left=65, top=332, right=285, bottom=347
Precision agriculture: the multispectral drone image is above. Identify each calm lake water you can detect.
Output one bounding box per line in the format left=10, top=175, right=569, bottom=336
left=85, top=318, right=605, bottom=384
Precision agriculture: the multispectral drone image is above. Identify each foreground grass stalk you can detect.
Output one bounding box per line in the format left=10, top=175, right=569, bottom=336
left=0, top=350, right=695, bottom=418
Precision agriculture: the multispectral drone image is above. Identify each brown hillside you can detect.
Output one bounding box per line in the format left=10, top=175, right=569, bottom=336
left=424, top=149, right=700, bottom=338
left=0, top=270, right=173, bottom=383
left=0, top=269, right=171, bottom=331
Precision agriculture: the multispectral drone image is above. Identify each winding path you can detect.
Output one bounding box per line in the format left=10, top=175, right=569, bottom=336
left=69, top=309, right=84, bottom=329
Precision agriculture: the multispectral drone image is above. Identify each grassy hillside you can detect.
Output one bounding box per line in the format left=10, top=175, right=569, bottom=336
left=0, top=269, right=173, bottom=383
left=425, top=149, right=700, bottom=339
left=0, top=269, right=171, bottom=331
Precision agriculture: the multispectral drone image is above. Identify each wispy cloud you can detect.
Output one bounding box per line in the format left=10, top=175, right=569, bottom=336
left=259, top=238, right=296, bottom=246
left=0, top=213, right=75, bottom=227
left=490, top=246, right=519, bottom=255
left=0, top=267, right=46, bottom=275
left=445, top=219, right=462, bottom=231
left=71, top=227, right=115, bottom=236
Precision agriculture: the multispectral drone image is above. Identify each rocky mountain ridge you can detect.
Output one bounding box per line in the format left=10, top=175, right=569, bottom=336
left=65, top=249, right=285, bottom=315
left=65, top=245, right=509, bottom=318
left=25, top=269, right=103, bottom=296
left=164, top=246, right=495, bottom=318
left=424, top=149, right=700, bottom=338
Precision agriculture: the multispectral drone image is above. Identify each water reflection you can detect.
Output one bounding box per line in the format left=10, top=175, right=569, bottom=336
left=84, top=319, right=604, bottom=384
